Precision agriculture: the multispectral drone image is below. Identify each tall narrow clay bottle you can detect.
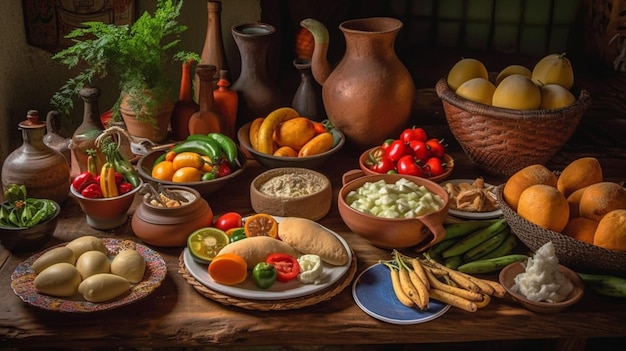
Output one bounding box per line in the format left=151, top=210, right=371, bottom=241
left=195, top=0, right=228, bottom=101
left=189, top=64, right=224, bottom=135
left=70, top=86, right=105, bottom=178
left=171, top=59, right=200, bottom=141
left=213, top=70, right=238, bottom=139
left=292, top=58, right=324, bottom=121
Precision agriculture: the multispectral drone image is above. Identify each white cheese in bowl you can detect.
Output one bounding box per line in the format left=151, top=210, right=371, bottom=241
left=512, top=241, right=574, bottom=303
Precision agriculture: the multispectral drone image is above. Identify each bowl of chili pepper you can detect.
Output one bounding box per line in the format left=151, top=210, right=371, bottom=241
left=0, top=185, right=61, bottom=252
left=70, top=178, right=144, bottom=230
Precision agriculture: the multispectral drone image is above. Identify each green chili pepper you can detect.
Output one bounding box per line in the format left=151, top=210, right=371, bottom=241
left=173, top=139, right=220, bottom=163
left=229, top=229, right=247, bottom=243
left=252, top=262, right=277, bottom=289
left=207, top=132, right=238, bottom=166
left=201, top=171, right=216, bottom=181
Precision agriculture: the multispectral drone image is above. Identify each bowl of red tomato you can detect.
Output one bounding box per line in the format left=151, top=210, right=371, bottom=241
left=359, top=126, right=454, bottom=182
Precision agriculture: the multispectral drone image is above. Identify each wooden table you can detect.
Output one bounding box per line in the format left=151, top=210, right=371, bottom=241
left=1, top=126, right=626, bottom=350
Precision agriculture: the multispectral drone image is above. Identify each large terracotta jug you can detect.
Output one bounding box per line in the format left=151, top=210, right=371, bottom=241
left=301, top=18, right=415, bottom=148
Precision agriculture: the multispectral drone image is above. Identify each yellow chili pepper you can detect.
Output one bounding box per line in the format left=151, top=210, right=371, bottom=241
left=256, top=107, right=299, bottom=155
left=100, top=162, right=119, bottom=198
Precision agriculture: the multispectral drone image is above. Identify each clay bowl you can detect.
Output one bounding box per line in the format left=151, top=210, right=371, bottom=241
left=136, top=148, right=247, bottom=198
left=337, top=170, right=450, bottom=251
left=359, top=146, right=454, bottom=182
left=250, top=167, right=332, bottom=221
left=0, top=200, right=60, bottom=252
left=70, top=179, right=143, bottom=230
left=131, top=185, right=213, bottom=247
left=499, top=262, right=585, bottom=314
left=237, top=121, right=345, bottom=169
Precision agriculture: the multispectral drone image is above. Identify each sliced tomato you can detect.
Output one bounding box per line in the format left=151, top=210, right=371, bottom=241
left=266, top=253, right=300, bottom=282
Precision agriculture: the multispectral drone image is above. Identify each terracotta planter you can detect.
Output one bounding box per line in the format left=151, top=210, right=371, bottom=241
left=119, top=93, right=174, bottom=143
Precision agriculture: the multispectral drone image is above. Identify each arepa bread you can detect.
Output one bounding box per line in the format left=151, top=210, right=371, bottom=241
left=277, top=217, right=349, bottom=266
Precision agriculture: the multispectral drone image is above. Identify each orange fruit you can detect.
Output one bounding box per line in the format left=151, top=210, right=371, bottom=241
left=503, top=164, right=558, bottom=211
left=593, top=209, right=626, bottom=252
left=566, top=186, right=587, bottom=218
left=208, top=253, right=248, bottom=285
left=562, top=217, right=598, bottom=245
left=273, top=146, right=298, bottom=157
left=151, top=161, right=175, bottom=181
left=517, top=184, right=569, bottom=233
left=578, top=182, right=626, bottom=222
left=244, top=213, right=278, bottom=238
left=273, top=117, right=316, bottom=150
left=556, top=157, right=602, bottom=198
left=171, top=166, right=203, bottom=183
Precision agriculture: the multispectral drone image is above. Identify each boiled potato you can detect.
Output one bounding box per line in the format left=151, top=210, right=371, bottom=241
left=34, top=262, right=81, bottom=298
left=110, top=249, right=145, bottom=283
left=32, top=247, right=76, bottom=274
left=78, top=273, right=131, bottom=302
left=66, top=236, right=108, bottom=258
left=76, top=250, right=111, bottom=279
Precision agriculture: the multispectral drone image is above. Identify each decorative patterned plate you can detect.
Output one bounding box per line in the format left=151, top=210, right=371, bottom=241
left=183, top=216, right=353, bottom=301
left=11, top=238, right=167, bottom=313
left=352, top=263, right=450, bottom=324
left=441, top=179, right=503, bottom=219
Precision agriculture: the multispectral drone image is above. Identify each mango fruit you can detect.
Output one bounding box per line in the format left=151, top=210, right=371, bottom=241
left=532, top=53, right=574, bottom=89
left=447, top=58, right=489, bottom=92
left=492, top=74, right=541, bottom=110
left=455, top=77, right=495, bottom=105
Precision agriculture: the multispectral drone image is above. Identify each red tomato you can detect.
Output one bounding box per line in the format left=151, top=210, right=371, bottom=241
left=400, top=126, right=428, bottom=143
left=408, top=140, right=430, bottom=164
left=214, top=212, right=243, bottom=232
left=266, top=253, right=300, bottom=282
left=396, top=155, right=423, bottom=176
left=380, top=138, right=394, bottom=153
left=424, top=157, right=445, bottom=177
left=385, top=139, right=412, bottom=162
left=365, top=149, right=395, bottom=173
left=426, top=138, right=446, bottom=158
left=216, top=160, right=232, bottom=178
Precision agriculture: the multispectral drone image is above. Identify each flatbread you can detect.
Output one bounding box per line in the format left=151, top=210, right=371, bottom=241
left=277, top=217, right=349, bottom=266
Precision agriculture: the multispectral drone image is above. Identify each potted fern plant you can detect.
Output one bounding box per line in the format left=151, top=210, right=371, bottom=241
left=51, top=0, right=188, bottom=142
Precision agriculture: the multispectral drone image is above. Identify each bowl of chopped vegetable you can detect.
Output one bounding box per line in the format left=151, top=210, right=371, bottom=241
left=0, top=190, right=60, bottom=252
left=499, top=261, right=584, bottom=314
left=337, top=170, right=450, bottom=251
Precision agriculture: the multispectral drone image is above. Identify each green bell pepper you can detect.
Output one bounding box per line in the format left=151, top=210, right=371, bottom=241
left=252, top=262, right=277, bottom=289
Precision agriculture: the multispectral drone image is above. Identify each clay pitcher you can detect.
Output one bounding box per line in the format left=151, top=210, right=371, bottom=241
left=301, top=18, right=415, bottom=148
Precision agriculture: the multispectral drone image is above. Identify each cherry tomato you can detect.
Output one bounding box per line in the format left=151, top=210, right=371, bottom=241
left=214, top=212, right=243, bottom=232
left=426, top=138, right=446, bottom=158
left=365, top=149, right=395, bottom=173
left=408, top=140, right=430, bottom=164
left=385, top=139, right=412, bottom=162
left=216, top=160, right=232, bottom=178
left=380, top=138, right=395, bottom=153
left=400, top=126, right=428, bottom=143
left=424, top=157, right=445, bottom=177
left=117, top=182, right=133, bottom=195
left=396, top=155, right=423, bottom=176
left=266, top=253, right=300, bottom=282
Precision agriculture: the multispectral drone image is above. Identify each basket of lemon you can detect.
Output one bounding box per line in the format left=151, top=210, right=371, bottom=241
left=435, top=54, right=592, bottom=178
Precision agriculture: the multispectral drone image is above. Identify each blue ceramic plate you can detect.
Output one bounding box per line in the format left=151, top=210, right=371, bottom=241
left=352, top=263, right=450, bottom=324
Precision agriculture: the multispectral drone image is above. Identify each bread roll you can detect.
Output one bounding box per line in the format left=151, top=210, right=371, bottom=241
left=217, top=236, right=300, bottom=268
left=278, top=217, right=349, bottom=266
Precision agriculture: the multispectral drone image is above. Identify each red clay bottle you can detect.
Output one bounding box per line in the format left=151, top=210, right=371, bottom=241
left=188, top=64, right=223, bottom=135
left=171, top=59, right=200, bottom=141
left=213, top=69, right=238, bottom=139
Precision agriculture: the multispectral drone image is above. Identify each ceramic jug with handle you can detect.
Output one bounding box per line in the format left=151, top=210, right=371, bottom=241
left=300, top=17, right=415, bottom=149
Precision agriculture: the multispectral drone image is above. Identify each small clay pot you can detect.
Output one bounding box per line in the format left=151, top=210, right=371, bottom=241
left=131, top=186, right=213, bottom=247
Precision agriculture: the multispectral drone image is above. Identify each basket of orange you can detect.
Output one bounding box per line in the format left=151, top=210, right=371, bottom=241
left=436, top=54, right=592, bottom=178
left=495, top=157, right=626, bottom=274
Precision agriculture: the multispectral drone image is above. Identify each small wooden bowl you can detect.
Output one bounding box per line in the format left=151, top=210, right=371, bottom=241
left=250, top=167, right=332, bottom=221
left=499, top=262, right=584, bottom=314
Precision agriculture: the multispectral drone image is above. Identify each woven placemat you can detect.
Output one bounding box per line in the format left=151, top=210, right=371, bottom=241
left=495, top=184, right=626, bottom=275
left=178, top=249, right=357, bottom=311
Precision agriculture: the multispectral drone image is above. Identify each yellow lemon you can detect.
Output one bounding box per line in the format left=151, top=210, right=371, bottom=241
left=540, top=84, right=576, bottom=109
left=455, top=77, right=496, bottom=105
left=531, top=53, right=574, bottom=89
left=496, top=64, right=532, bottom=85
left=492, top=74, right=541, bottom=110
left=446, top=58, right=489, bottom=92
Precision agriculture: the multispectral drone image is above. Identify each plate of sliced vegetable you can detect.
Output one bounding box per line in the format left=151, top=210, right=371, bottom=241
left=352, top=263, right=450, bottom=324
left=182, top=216, right=353, bottom=301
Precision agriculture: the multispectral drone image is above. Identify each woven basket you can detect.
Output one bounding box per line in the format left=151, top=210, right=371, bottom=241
left=495, top=184, right=626, bottom=275
left=435, top=77, right=592, bottom=178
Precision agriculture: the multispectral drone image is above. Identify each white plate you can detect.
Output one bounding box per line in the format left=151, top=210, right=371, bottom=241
left=441, top=178, right=503, bottom=219
left=183, top=216, right=353, bottom=301
left=352, top=263, right=450, bottom=324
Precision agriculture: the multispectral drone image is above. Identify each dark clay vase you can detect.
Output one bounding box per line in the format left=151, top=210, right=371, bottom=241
left=171, top=59, right=200, bottom=141
left=1, top=110, right=71, bottom=205
left=70, top=86, right=105, bottom=178
left=231, top=22, right=282, bottom=129
left=301, top=17, right=415, bottom=148
left=292, top=58, right=325, bottom=122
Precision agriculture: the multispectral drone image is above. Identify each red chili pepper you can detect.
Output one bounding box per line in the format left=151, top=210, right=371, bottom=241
left=81, top=183, right=104, bottom=198
left=266, top=253, right=300, bottom=282
left=118, top=182, right=133, bottom=195
left=72, top=172, right=97, bottom=192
